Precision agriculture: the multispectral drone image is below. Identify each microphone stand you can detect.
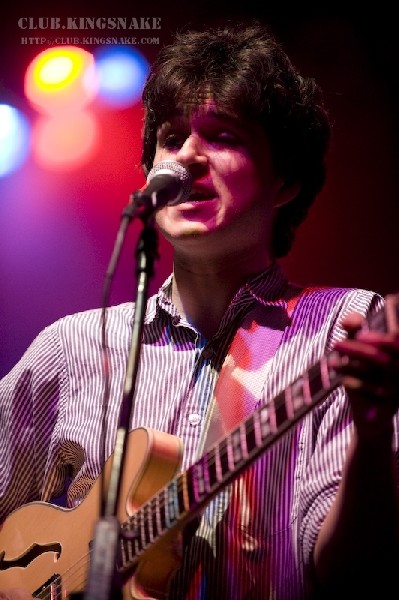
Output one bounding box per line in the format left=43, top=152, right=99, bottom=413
left=84, top=194, right=159, bottom=600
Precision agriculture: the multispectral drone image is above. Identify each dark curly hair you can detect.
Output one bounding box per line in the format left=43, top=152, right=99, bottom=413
left=141, top=20, right=331, bottom=258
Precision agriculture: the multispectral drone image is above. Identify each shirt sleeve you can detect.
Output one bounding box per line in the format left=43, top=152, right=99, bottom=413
left=299, top=385, right=352, bottom=566
left=298, top=290, right=399, bottom=569
left=0, top=325, right=67, bottom=522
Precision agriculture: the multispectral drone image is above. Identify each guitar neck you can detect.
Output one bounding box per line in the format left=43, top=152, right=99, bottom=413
left=117, top=293, right=398, bottom=574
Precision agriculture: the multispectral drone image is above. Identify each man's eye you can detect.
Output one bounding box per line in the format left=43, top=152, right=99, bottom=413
left=162, top=133, right=184, bottom=149
left=214, top=131, right=239, bottom=144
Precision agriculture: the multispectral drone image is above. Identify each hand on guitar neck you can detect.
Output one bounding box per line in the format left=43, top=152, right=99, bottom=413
left=334, top=307, right=399, bottom=440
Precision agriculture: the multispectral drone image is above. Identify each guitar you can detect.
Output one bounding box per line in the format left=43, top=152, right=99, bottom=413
left=1, top=293, right=398, bottom=600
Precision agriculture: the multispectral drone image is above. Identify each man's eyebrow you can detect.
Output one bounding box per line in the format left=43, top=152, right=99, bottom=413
left=156, top=109, right=248, bottom=137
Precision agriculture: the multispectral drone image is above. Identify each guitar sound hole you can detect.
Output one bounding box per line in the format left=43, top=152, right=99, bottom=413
left=0, top=542, right=62, bottom=570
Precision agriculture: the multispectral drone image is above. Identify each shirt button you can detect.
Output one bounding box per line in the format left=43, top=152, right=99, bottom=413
left=188, top=413, right=201, bottom=426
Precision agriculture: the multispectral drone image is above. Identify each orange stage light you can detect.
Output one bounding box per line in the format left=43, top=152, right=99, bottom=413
left=33, top=111, right=99, bottom=170
left=24, top=46, right=98, bottom=114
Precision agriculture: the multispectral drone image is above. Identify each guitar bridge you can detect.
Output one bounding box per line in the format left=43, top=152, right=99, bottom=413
left=33, top=573, right=61, bottom=599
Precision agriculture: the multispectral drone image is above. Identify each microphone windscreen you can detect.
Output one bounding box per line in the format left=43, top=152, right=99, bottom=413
left=147, top=161, right=192, bottom=204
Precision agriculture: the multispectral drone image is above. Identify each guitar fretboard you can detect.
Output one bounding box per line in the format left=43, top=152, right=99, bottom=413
left=117, top=353, right=341, bottom=572
left=117, top=295, right=396, bottom=573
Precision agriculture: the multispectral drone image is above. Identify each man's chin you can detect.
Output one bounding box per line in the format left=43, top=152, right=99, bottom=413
left=159, top=224, right=211, bottom=242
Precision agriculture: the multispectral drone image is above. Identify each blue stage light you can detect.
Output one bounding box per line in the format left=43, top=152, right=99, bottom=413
left=0, top=104, right=31, bottom=177
left=94, top=47, right=149, bottom=109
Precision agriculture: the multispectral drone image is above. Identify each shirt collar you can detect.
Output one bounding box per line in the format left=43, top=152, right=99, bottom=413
left=145, top=262, right=289, bottom=328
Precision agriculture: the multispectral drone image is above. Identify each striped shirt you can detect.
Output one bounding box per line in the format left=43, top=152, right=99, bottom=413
left=0, top=261, right=393, bottom=599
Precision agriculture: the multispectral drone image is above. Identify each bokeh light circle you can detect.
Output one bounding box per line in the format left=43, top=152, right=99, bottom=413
left=33, top=111, right=99, bottom=170
left=24, top=46, right=98, bottom=114
left=94, top=47, right=149, bottom=108
left=0, top=104, right=31, bottom=177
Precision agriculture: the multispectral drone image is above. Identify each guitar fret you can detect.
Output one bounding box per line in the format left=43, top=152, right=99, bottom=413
left=118, top=536, right=126, bottom=566
left=143, top=502, right=152, bottom=546
left=258, top=403, right=277, bottom=440
left=274, top=392, right=289, bottom=427
left=302, top=372, right=311, bottom=404
left=218, top=438, right=231, bottom=480
left=158, top=487, right=167, bottom=533
left=177, top=473, right=189, bottom=515
left=149, top=496, right=159, bottom=539
left=125, top=514, right=140, bottom=558
left=155, top=494, right=164, bottom=536
left=230, top=424, right=247, bottom=467
left=165, top=479, right=179, bottom=527
left=188, top=456, right=208, bottom=504
left=207, top=446, right=220, bottom=489
left=126, top=538, right=134, bottom=562
left=139, top=506, right=148, bottom=551
left=284, top=386, right=294, bottom=420
left=245, top=416, right=257, bottom=454
left=308, top=363, right=324, bottom=401
left=252, top=410, right=263, bottom=447
left=290, top=376, right=307, bottom=412
left=124, top=536, right=135, bottom=563
left=320, top=355, right=332, bottom=388
left=118, top=513, right=144, bottom=572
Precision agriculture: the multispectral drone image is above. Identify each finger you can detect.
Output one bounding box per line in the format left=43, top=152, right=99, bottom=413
left=340, top=312, right=364, bottom=339
left=334, top=338, right=388, bottom=364
left=336, top=331, right=399, bottom=358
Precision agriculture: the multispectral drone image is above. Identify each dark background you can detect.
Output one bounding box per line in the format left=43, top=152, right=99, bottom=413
left=1, top=1, right=398, bottom=378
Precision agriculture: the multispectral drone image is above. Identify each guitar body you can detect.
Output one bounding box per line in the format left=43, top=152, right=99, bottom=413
left=0, top=427, right=183, bottom=600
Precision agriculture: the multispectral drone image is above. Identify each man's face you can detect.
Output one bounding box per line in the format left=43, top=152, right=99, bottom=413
left=153, top=104, right=286, bottom=258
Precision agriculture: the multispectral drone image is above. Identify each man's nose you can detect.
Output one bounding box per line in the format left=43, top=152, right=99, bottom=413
left=175, top=134, right=208, bottom=171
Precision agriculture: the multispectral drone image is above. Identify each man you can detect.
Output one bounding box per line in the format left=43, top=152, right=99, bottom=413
left=1, top=20, right=398, bottom=600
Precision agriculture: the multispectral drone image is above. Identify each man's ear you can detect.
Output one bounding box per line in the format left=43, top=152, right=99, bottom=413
left=274, top=180, right=301, bottom=208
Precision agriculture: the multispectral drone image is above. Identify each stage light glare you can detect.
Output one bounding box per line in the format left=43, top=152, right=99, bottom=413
left=33, top=111, right=99, bottom=171
left=0, top=104, right=31, bottom=177
left=25, top=46, right=98, bottom=114
left=38, top=55, right=76, bottom=88
left=94, top=47, right=149, bottom=108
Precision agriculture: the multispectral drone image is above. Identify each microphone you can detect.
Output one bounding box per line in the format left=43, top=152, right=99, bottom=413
left=134, top=161, right=192, bottom=214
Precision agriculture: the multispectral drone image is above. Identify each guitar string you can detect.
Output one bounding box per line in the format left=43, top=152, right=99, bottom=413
left=35, top=550, right=89, bottom=599
left=122, top=307, right=384, bottom=548
left=30, top=303, right=389, bottom=595
left=119, top=359, right=336, bottom=559
left=35, top=400, right=267, bottom=596
left=35, top=357, right=335, bottom=595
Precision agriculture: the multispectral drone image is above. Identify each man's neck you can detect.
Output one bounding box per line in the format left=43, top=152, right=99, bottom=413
left=171, top=252, right=273, bottom=338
